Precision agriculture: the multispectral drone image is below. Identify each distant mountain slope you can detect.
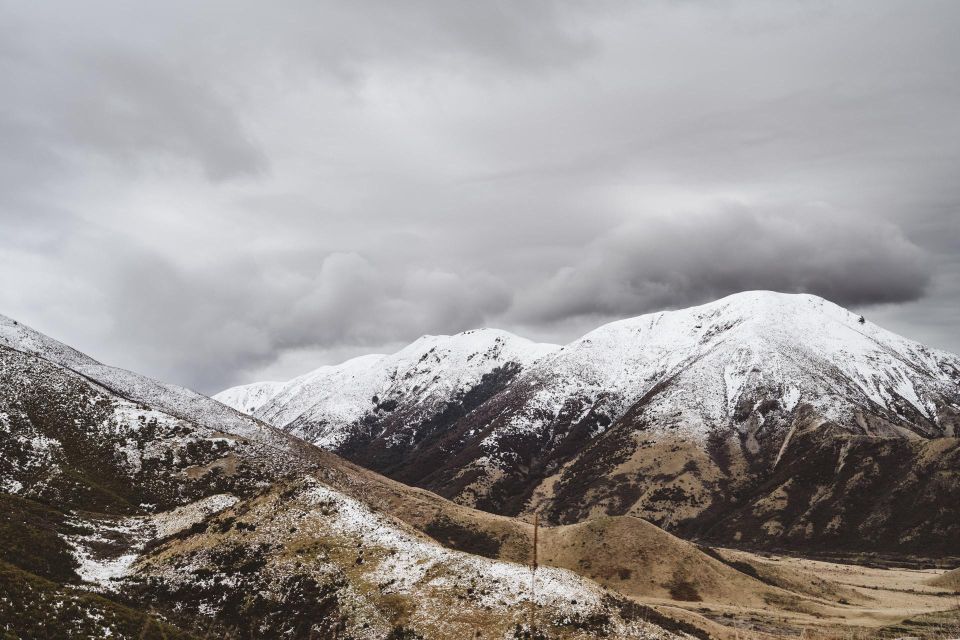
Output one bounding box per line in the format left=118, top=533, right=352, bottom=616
left=0, top=313, right=685, bottom=639
left=212, top=379, right=284, bottom=415
left=216, top=328, right=558, bottom=448
left=220, top=291, right=960, bottom=553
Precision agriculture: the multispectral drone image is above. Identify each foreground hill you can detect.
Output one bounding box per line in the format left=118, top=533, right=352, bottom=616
left=0, top=313, right=686, bottom=639
left=218, top=291, right=960, bottom=554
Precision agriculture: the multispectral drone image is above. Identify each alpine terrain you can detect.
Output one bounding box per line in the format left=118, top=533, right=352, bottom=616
left=218, top=291, right=960, bottom=555
left=0, top=312, right=700, bottom=639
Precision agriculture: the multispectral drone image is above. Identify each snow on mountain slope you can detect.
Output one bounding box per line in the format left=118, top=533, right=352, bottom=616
left=135, top=475, right=682, bottom=639
left=0, top=312, right=313, bottom=515
left=253, top=353, right=392, bottom=447
left=494, top=290, right=960, bottom=448
left=220, top=328, right=559, bottom=448
left=0, top=313, right=278, bottom=443
left=213, top=379, right=284, bottom=415
left=223, top=291, right=960, bottom=452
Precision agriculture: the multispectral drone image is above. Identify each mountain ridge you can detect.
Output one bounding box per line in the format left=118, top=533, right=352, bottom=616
left=216, top=291, right=960, bottom=553
left=228, top=327, right=559, bottom=449
left=219, top=291, right=960, bottom=440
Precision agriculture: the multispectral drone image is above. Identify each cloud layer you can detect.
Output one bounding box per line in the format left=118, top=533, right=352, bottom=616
left=516, top=203, right=931, bottom=325
left=1, top=0, right=958, bottom=392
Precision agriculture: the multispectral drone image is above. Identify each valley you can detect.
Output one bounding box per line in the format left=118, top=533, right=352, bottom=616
left=644, top=548, right=960, bottom=639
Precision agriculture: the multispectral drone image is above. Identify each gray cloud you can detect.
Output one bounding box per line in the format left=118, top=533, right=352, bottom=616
left=1, top=0, right=959, bottom=393
left=513, top=202, right=931, bottom=325
left=65, top=54, right=268, bottom=180
left=94, top=248, right=511, bottom=390
left=0, top=48, right=266, bottom=183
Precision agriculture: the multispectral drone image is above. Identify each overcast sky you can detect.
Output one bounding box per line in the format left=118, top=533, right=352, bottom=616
left=2, top=0, right=959, bottom=394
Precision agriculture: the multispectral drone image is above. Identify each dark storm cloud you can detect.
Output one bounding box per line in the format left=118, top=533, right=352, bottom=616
left=514, top=203, right=931, bottom=325
left=1, top=0, right=959, bottom=392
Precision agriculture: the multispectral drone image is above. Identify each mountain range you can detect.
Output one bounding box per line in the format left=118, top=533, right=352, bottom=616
left=217, top=291, right=960, bottom=554
left=0, top=312, right=696, bottom=639
left=3, top=290, right=959, bottom=638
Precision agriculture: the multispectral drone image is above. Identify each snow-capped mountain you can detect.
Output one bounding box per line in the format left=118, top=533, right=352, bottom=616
left=217, top=328, right=559, bottom=448
left=488, top=290, right=958, bottom=447
left=219, top=291, right=960, bottom=553
left=221, top=291, right=959, bottom=455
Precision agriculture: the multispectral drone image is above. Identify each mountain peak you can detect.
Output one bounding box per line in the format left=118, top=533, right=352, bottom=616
left=218, top=290, right=959, bottom=446
left=536, top=290, right=956, bottom=436
left=604, top=290, right=858, bottom=333
left=218, top=324, right=559, bottom=448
